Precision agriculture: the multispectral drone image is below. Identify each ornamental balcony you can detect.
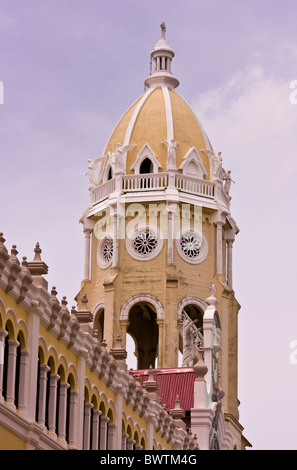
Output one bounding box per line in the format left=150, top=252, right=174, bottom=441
left=89, top=172, right=228, bottom=208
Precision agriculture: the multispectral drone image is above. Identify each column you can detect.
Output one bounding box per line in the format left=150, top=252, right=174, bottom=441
left=99, top=415, right=109, bottom=449
left=119, top=321, right=129, bottom=350
left=112, top=211, right=119, bottom=268
left=37, top=364, right=50, bottom=428
left=83, top=402, right=93, bottom=450
left=47, top=372, right=60, bottom=434
left=226, top=239, right=234, bottom=289
left=127, top=438, right=135, bottom=450
left=58, top=382, right=70, bottom=443
left=68, top=389, right=79, bottom=449
left=167, top=210, right=174, bottom=265
left=107, top=422, right=116, bottom=450
left=0, top=330, right=8, bottom=402
left=91, top=409, right=102, bottom=450
left=84, top=229, right=92, bottom=281
left=5, top=339, right=20, bottom=408
left=216, top=222, right=223, bottom=276
left=122, top=433, right=129, bottom=450
left=156, top=319, right=164, bottom=368
left=17, top=349, right=30, bottom=413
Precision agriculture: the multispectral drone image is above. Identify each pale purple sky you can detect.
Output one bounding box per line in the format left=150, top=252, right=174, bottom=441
left=1, top=0, right=297, bottom=450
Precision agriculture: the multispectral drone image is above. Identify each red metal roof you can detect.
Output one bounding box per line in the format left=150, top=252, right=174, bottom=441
left=132, top=367, right=196, bottom=412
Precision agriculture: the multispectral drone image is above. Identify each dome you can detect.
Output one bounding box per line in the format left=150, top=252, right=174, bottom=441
left=99, top=23, right=214, bottom=183
left=102, top=86, right=213, bottom=180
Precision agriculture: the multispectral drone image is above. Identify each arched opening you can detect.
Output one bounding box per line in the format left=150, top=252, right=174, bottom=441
left=140, top=157, right=153, bottom=174
left=179, top=304, right=204, bottom=365
left=93, top=308, right=104, bottom=343
left=127, top=302, right=158, bottom=370
left=107, top=166, right=113, bottom=181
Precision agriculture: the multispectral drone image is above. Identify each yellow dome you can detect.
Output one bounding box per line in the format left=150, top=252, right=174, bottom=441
left=103, top=86, right=213, bottom=180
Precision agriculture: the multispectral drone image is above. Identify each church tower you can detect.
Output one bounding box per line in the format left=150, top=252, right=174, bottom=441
left=77, top=24, right=242, bottom=440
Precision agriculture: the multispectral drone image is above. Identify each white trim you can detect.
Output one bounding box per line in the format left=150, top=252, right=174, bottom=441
left=179, top=147, right=207, bottom=179
left=130, top=143, right=162, bottom=174
left=97, top=234, right=114, bottom=269
left=162, top=86, right=174, bottom=141
left=175, top=226, right=208, bottom=265
left=177, top=297, right=207, bottom=321
left=125, top=223, right=164, bottom=262
left=120, top=294, right=164, bottom=321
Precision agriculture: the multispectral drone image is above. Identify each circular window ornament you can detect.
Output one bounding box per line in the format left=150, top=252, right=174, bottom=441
left=176, top=228, right=208, bottom=264
left=126, top=224, right=164, bottom=261
left=97, top=235, right=114, bottom=269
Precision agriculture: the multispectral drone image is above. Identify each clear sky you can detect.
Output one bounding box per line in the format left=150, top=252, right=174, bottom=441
left=1, top=0, right=297, bottom=450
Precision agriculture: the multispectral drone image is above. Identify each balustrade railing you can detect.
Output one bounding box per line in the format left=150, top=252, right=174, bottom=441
left=175, top=174, right=215, bottom=198
left=91, top=172, right=216, bottom=205
left=122, top=172, right=168, bottom=191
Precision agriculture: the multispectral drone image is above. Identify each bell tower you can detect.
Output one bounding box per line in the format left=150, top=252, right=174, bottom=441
left=77, top=23, right=241, bottom=431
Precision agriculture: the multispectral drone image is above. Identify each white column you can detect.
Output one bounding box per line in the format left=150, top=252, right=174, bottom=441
left=84, top=229, right=92, bottom=280
left=17, top=349, right=30, bottom=413
left=122, top=432, right=129, bottom=450
left=68, top=389, right=78, bottom=449
left=115, top=391, right=124, bottom=450
left=226, top=239, right=234, bottom=289
left=37, top=364, right=50, bottom=428
left=216, top=222, right=223, bottom=275
left=77, top=349, right=87, bottom=449
left=99, top=415, right=109, bottom=449
left=0, top=329, right=8, bottom=402
left=6, top=339, right=20, bottom=408
left=83, top=402, right=93, bottom=450
left=107, top=422, right=116, bottom=450
left=127, top=438, right=135, bottom=450
left=48, top=373, right=60, bottom=434
left=26, top=303, right=41, bottom=421
left=58, top=382, right=70, bottom=443
left=167, top=210, right=174, bottom=265
left=91, top=409, right=102, bottom=450
left=112, top=211, right=119, bottom=268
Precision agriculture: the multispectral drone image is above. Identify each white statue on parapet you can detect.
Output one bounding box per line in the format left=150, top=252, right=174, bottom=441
left=201, top=149, right=224, bottom=180
left=162, top=138, right=178, bottom=171
left=222, top=170, right=235, bottom=196
left=86, top=156, right=105, bottom=188
left=181, top=313, right=199, bottom=367
left=111, top=143, right=135, bottom=174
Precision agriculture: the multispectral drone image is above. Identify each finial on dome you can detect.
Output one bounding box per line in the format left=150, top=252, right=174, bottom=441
left=160, top=21, right=166, bottom=40
left=144, top=23, right=179, bottom=90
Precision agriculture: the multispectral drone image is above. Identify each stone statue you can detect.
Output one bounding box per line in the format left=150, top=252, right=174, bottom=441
left=111, top=143, right=135, bottom=174
left=182, top=315, right=198, bottom=367
left=201, top=149, right=224, bottom=180
left=85, top=157, right=104, bottom=187
left=162, top=139, right=178, bottom=171
left=223, top=170, right=235, bottom=195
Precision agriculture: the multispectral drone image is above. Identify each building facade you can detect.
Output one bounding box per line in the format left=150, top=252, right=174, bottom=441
left=0, top=24, right=250, bottom=450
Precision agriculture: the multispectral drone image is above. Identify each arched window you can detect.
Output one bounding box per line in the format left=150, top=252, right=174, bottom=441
left=107, top=166, right=113, bottom=180
left=140, top=158, right=153, bottom=174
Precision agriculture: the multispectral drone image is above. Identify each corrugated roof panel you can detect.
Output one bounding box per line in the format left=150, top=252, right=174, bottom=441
left=132, top=367, right=196, bottom=412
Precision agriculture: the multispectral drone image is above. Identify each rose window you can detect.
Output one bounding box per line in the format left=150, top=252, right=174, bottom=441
left=97, top=235, right=113, bottom=268
left=102, top=237, right=113, bottom=264
left=133, top=230, right=158, bottom=256
left=180, top=232, right=202, bottom=259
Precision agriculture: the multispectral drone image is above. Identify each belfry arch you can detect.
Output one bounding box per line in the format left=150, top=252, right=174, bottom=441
left=177, top=297, right=207, bottom=363
left=120, top=295, right=164, bottom=370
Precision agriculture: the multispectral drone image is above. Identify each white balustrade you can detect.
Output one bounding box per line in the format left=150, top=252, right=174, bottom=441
left=91, top=178, right=115, bottom=204
left=175, top=174, right=215, bottom=198
left=90, top=173, right=216, bottom=205
left=122, top=173, right=168, bottom=191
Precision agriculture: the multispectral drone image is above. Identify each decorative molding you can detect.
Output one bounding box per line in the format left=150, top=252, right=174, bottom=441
left=130, top=143, right=162, bottom=174
left=120, top=294, right=164, bottom=321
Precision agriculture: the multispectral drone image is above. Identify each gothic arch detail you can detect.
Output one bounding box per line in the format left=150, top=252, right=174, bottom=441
left=177, top=296, right=207, bottom=321
left=120, top=294, right=164, bottom=321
